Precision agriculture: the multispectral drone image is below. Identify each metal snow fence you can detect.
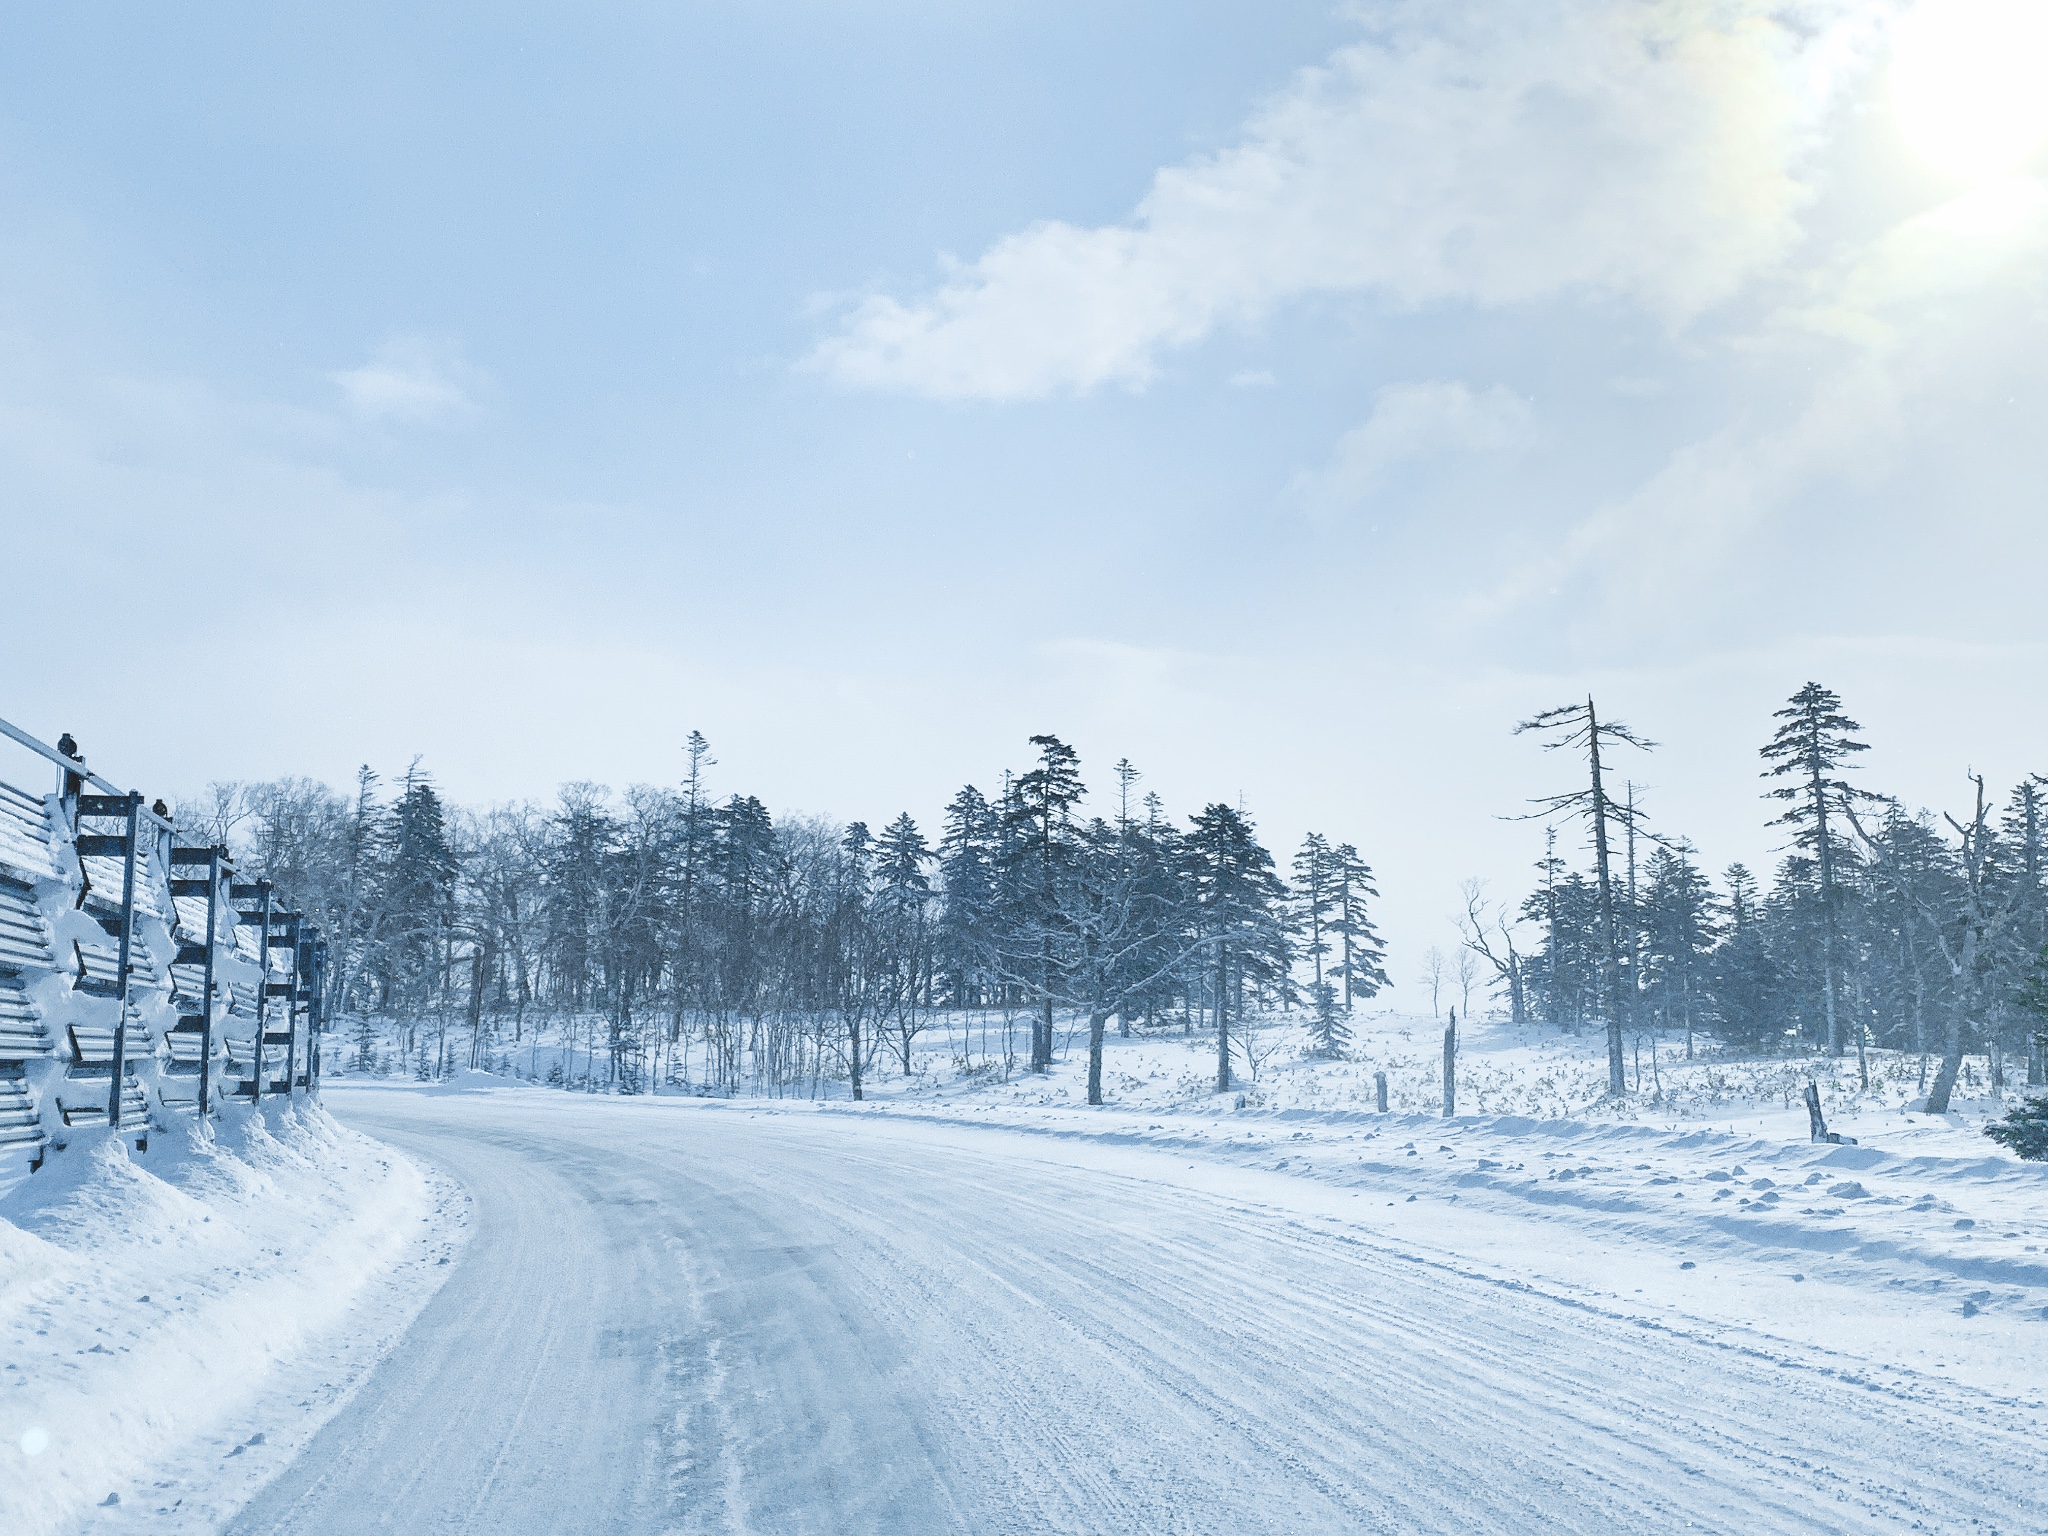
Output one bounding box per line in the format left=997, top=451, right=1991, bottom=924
left=0, top=713, right=327, bottom=1175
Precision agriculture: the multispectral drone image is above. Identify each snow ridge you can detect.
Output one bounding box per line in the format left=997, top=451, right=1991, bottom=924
left=0, top=1099, right=465, bottom=1536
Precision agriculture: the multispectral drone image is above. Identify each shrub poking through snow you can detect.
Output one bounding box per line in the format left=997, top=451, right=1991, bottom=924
left=1983, top=1096, right=2048, bottom=1161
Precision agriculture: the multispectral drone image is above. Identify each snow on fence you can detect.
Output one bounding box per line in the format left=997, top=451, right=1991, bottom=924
left=0, top=714, right=327, bottom=1176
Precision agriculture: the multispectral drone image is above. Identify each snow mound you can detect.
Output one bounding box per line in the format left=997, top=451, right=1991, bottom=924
left=0, top=1104, right=465, bottom=1536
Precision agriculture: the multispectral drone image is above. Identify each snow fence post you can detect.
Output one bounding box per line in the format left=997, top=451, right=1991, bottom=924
left=1442, top=1009, right=1457, bottom=1118
left=1375, top=1071, right=1388, bottom=1114
left=252, top=881, right=273, bottom=1102
left=105, top=792, right=141, bottom=1130
left=198, top=846, right=222, bottom=1116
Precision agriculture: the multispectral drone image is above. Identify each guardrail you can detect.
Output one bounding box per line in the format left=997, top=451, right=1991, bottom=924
left=0, top=715, right=326, bottom=1174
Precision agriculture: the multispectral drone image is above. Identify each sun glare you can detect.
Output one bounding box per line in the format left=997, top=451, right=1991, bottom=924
left=1891, top=0, right=2048, bottom=181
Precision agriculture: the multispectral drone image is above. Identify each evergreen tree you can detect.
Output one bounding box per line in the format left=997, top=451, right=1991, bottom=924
left=1307, top=981, right=1351, bottom=1058
left=1639, top=843, right=1717, bottom=1058
left=1985, top=1096, right=2048, bottom=1160
left=876, top=813, right=932, bottom=898
left=382, top=763, right=460, bottom=1013
left=1995, top=780, right=2048, bottom=1075
left=1330, top=844, right=1387, bottom=1007
left=1120, top=792, right=1192, bottom=1033
left=875, top=813, right=935, bottom=1074
left=1515, top=698, right=1655, bottom=1095
left=1185, top=803, right=1290, bottom=1091
left=351, top=1013, right=378, bottom=1072
left=1711, top=863, right=1779, bottom=1051
left=1291, top=834, right=1338, bottom=992
left=936, top=785, right=999, bottom=1007
left=832, top=821, right=879, bottom=1099
left=544, top=783, right=618, bottom=1012
left=1760, top=683, right=1868, bottom=1056
left=1002, top=736, right=1085, bottom=1072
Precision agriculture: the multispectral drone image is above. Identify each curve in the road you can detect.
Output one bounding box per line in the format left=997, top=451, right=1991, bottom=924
left=223, top=1092, right=2047, bottom=1536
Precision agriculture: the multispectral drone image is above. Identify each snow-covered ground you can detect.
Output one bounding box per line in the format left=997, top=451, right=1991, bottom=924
left=223, top=1080, right=2047, bottom=1533
left=446, top=1004, right=2029, bottom=1156
left=0, top=1101, right=465, bottom=1536
left=14, top=1014, right=2048, bottom=1533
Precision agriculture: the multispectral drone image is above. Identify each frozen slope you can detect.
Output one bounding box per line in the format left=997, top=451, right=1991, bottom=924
left=232, top=1086, right=2047, bottom=1536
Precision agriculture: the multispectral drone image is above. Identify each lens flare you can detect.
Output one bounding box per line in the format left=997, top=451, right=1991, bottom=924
left=19, top=1426, right=50, bottom=1456
left=1891, top=0, right=2048, bottom=181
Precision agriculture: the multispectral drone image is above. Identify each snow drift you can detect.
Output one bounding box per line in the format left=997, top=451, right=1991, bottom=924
left=0, top=1102, right=464, bottom=1536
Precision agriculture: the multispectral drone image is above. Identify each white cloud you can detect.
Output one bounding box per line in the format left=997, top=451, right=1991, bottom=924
left=1488, top=169, right=2048, bottom=638
left=331, top=338, right=486, bottom=424
left=1292, top=381, right=1535, bottom=514
left=809, top=0, right=1850, bottom=400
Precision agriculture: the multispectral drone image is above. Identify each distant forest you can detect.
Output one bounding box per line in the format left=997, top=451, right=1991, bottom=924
left=181, top=735, right=1383, bottom=1106
left=1475, top=685, right=2048, bottom=1115
left=186, top=684, right=2048, bottom=1115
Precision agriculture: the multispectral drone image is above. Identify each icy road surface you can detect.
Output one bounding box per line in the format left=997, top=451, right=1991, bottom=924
left=228, top=1087, right=2046, bottom=1536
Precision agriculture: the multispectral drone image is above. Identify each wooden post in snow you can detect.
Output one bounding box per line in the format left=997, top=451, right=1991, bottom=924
left=1375, top=1071, right=1388, bottom=1113
left=1442, top=1009, right=1457, bottom=1118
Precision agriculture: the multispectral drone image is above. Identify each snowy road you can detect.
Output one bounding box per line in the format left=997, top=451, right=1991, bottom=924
left=227, top=1088, right=2047, bottom=1535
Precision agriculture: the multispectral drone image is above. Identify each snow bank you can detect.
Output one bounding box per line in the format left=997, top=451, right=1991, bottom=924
left=0, top=1102, right=465, bottom=1536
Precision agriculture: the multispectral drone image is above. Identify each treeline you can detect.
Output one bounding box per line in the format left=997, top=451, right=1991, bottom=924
left=1472, top=685, right=2048, bottom=1114
left=182, top=735, right=1388, bottom=1102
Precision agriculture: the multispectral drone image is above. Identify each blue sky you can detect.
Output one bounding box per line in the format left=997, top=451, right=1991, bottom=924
left=4, top=1, right=2045, bottom=984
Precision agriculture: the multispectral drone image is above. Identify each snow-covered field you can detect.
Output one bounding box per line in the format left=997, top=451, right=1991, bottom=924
left=0, top=1101, right=464, bottom=1536
left=11, top=1014, right=2048, bottom=1533
left=461, top=1004, right=2026, bottom=1154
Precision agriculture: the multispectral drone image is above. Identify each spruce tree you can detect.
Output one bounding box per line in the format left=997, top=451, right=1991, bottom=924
left=1639, top=843, right=1717, bottom=1058
left=1185, top=803, right=1289, bottom=1091
left=383, top=763, right=460, bottom=1014
left=1985, top=1096, right=2048, bottom=1159
left=1291, top=834, right=1337, bottom=992
left=1515, top=698, right=1655, bottom=1096
left=1307, top=981, right=1351, bottom=1058
left=1329, top=844, right=1387, bottom=1007
left=1711, top=863, right=1778, bottom=1052
left=1002, top=736, right=1085, bottom=1072
left=937, top=786, right=998, bottom=1007
left=1760, top=683, right=1868, bottom=1056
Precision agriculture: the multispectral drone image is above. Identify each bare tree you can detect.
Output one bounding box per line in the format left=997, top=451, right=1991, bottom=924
left=1457, top=878, right=1528, bottom=1023
left=1455, top=946, right=1479, bottom=1021
left=1421, top=945, right=1446, bottom=1018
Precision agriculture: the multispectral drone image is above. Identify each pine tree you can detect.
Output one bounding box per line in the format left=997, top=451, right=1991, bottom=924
left=1291, top=834, right=1338, bottom=992
left=2014, top=941, right=2048, bottom=1087
left=1002, top=736, right=1085, bottom=1072
left=1307, top=981, right=1351, bottom=1058
left=1639, top=843, right=1717, bottom=1058
left=1185, top=803, right=1289, bottom=1091
left=1760, top=683, right=1869, bottom=1057
left=672, top=731, right=719, bottom=1012
left=937, top=785, right=999, bottom=1007
left=1712, top=863, right=1779, bottom=1052
left=877, top=813, right=932, bottom=898
left=1515, top=698, right=1655, bottom=1096
left=1997, top=781, right=2048, bottom=1076
left=1329, top=844, right=1387, bottom=1007
left=1985, top=1096, right=2048, bottom=1159
left=833, top=821, right=878, bottom=1099
left=382, top=762, right=460, bottom=1014
left=874, top=813, right=935, bottom=1075
left=351, top=1014, right=378, bottom=1072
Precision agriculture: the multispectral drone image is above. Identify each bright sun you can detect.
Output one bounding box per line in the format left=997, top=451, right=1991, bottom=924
left=1891, top=0, right=2048, bottom=181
